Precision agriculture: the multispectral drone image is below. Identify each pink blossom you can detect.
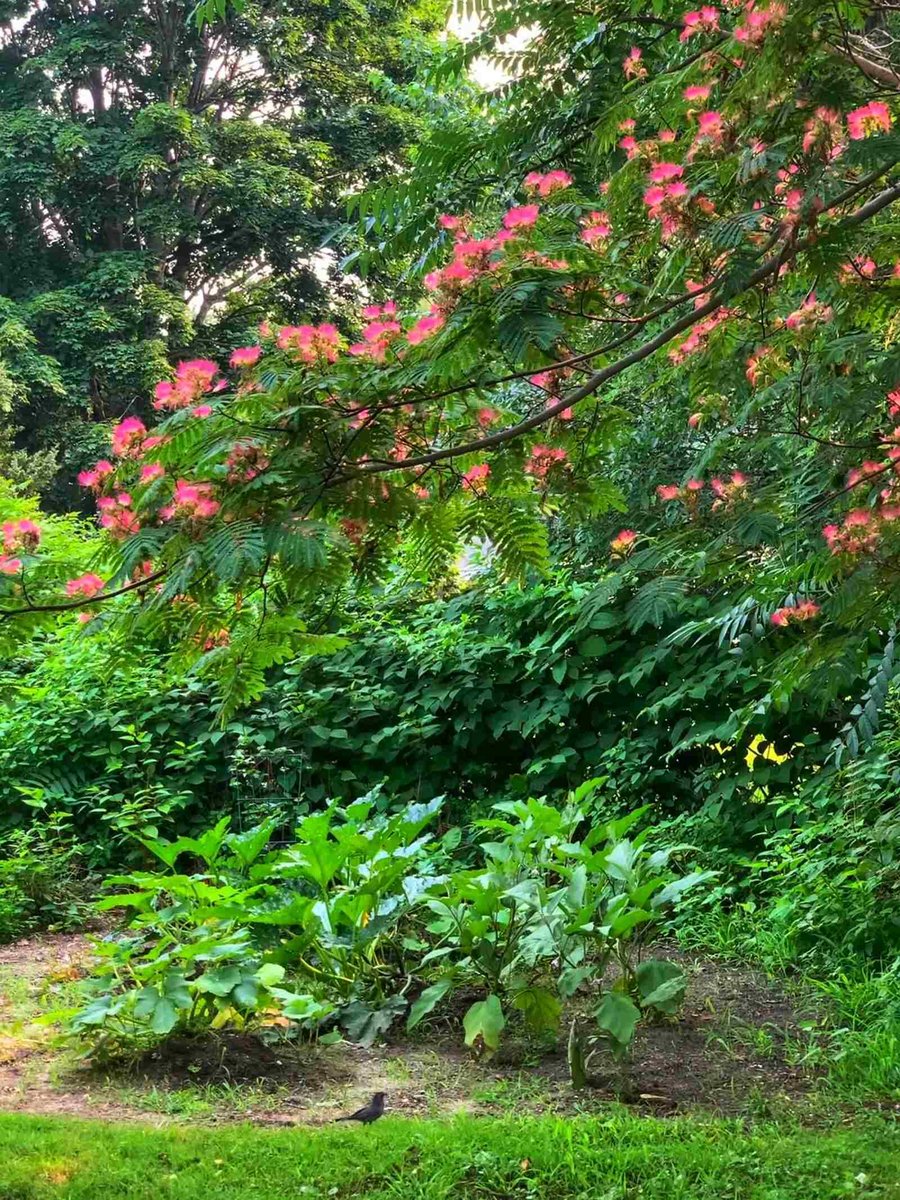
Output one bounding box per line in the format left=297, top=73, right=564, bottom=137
left=771, top=601, right=820, bottom=627
left=695, top=110, right=725, bottom=146
left=785, top=294, right=833, bottom=333
left=649, top=162, right=684, bottom=183
left=111, top=416, right=147, bottom=458
left=2, top=519, right=41, bottom=554
left=526, top=445, right=569, bottom=480
left=847, top=101, right=892, bottom=140
left=734, top=2, right=786, bottom=46
left=657, top=484, right=681, bottom=501
left=77, top=459, right=115, bottom=491
left=680, top=6, right=720, bottom=41
left=802, top=107, right=844, bottom=158
left=502, top=204, right=540, bottom=230
left=65, top=573, right=105, bottom=599
left=192, top=404, right=213, bottom=418
left=153, top=359, right=222, bottom=411
left=683, top=85, right=711, bottom=102
left=619, top=135, right=639, bottom=157
left=623, top=46, right=646, bottom=79
left=276, top=323, right=342, bottom=365
left=580, top=210, right=612, bottom=247
left=610, top=528, right=638, bottom=556
left=407, top=312, right=445, bottom=345
left=140, top=462, right=164, bottom=483
left=160, top=479, right=220, bottom=522
left=226, top=442, right=269, bottom=483
left=0, top=555, right=22, bottom=576
left=839, top=257, right=877, bottom=283
left=462, top=463, right=490, bottom=493
left=230, top=345, right=262, bottom=368
left=685, top=478, right=705, bottom=492
left=523, top=170, right=573, bottom=197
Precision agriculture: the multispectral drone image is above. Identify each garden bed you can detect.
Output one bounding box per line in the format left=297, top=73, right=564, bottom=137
left=0, top=931, right=817, bottom=1124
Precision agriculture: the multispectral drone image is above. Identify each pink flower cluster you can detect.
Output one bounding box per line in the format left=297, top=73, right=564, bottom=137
left=407, top=309, right=445, bottom=346
left=226, top=442, right=269, bottom=484
left=822, top=508, right=890, bottom=556
left=847, top=101, right=892, bottom=140
left=681, top=7, right=720, bottom=40
left=771, top=601, right=820, bottom=627
left=525, top=445, right=569, bottom=480
left=734, top=2, right=786, bottom=46
left=111, top=416, right=148, bottom=457
left=657, top=479, right=705, bottom=502
left=785, top=294, right=833, bottom=334
left=2, top=519, right=40, bottom=554
left=623, top=47, right=646, bottom=80
left=154, top=359, right=223, bottom=412
left=230, top=345, right=262, bottom=369
left=160, top=480, right=220, bottom=522
left=839, top=256, right=878, bottom=284
left=65, top=573, right=105, bottom=599
left=425, top=228, right=507, bottom=295
left=503, top=205, right=541, bottom=231
left=643, top=162, right=713, bottom=239
left=77, top=459, right=115, bottom=491
left=523, top=170, right=573, bottom=197
left=97, top=492, right=140, bottom=539
left=802, top=107, right=844, bottom=159
left=710, top=472, right=749, bottom=507
left=0, top=519, right=37, bottom=574
left=277, top=323, right=342, bottom=365
left=669, top=309, right=730, bottom=365
left=530, top=368, right=573, bottom=419
left=462, top=463, right=490, bottom=493
left=349, top=305, right=402, bottom=361
left=580, top=210, right=612, bottom=248
left=610, top=528, right=638, bottom=557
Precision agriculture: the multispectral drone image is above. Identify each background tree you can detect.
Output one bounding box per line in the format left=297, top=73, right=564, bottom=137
left=0, top=0, right=443, bottom=506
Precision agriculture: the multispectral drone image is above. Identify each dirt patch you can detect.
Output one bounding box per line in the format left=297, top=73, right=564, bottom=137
left=0, top=933, right=820, bottom=1125
left=0, top=930, right=93, bottom=976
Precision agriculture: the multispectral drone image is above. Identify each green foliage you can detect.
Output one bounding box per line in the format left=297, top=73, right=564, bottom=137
left=415, top=785, right=708, bottom=1055
left=0, top=820, right=92, bottom=942
left=65, top=793, right=447, bottom=1053
left=64, top=785, right=706, bottom=1068
left=0, top=0, right=444, bottom=502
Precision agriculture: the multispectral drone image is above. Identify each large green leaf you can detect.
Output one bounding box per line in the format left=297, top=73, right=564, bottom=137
left=463, top=994, right=506, bottom=1053
left=595, top=991, right=641, bottom=1051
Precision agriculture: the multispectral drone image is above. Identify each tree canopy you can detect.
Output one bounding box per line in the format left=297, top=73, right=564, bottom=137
left=0, top=0, right=443, bottom=503
left=4, top=0, right=900, bottom=751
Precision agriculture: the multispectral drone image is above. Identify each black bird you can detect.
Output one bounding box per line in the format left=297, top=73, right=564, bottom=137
left=334, top=1092, right=385, bottom=1124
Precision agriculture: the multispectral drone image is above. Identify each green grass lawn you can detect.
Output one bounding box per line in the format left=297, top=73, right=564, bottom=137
left=0, top=1110, right=898, bottom=1199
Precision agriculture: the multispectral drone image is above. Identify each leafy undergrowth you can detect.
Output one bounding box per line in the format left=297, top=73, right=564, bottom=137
left=1, top=1110, right=898, bottom=1200
left=0, top=932, right=826, bottom=1123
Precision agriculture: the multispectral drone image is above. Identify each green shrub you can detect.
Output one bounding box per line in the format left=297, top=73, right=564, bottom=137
left=0, top=821, right=93, bottom=942
left=1, top=576, right=862, bottom=867
left=64, top=784, right=710, bottom=1069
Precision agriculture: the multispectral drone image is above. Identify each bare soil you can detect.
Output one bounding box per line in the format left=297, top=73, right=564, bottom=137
left=0, top=932, right=819, bottom=1126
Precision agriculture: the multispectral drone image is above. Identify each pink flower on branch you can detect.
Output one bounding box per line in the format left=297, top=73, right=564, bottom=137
left=65, top=573, right=106, bottom=599
left=847, top=101, right=892, bottom=140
